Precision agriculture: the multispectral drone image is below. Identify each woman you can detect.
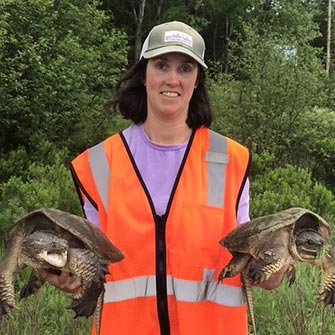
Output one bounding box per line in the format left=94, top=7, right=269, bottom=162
left=43, top=21, right=285, bottom=335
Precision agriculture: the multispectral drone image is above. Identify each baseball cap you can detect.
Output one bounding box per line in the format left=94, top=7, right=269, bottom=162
left=139, top=21, right=207, bottom=69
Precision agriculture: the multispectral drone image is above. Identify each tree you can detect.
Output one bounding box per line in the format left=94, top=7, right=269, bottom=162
left=312, top=0, right=334, bottom=72
left=203, top=0, right=250, bottom=73
left=0, top=0, right=129, bottom=153
left=103, top=0, right=211, bottom=62
left=326, top=0, right=332, bottom=75
left=210, top=18, right=325, bottom=167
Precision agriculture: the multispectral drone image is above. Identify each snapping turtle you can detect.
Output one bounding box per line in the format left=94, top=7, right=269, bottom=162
left=0, top=208, right=124, bottom=331
left=218, top=208, right=335, bottom=335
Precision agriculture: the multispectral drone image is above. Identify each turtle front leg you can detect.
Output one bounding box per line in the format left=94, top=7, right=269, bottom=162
left=0, top=272, right=16, bottom=316
left=248, top=250, right=287, bottom=284
left=218, top=253, right=251, bottom=281
left=66, top=248, right=109, bottom=317
left=319, top=249, right=335, bottom=305
left=20, top=269, right=46, bottom=300
left=286, top=265, right=296, bottom=286
left=0, top=236, right=26, bottom=316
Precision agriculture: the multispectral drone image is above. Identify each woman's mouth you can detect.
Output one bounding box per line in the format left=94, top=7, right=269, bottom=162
left=161, top=91, right=179, bottom=97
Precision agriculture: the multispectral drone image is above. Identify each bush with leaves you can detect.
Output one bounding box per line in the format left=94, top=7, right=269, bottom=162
left=250, top=158, right=335, bottom=225
left=304, top=109, right=335, bottom=193
left=0, top=148, right=81, bottom=239
left=0, top=139, right=74, bottom=184
left=0, top=282, right=91, bottom=335
left=253, top=264, right=335, bottom=335
left=208, top=22, right=325, bottom=166
left=0, top=0, right=129, bottom=153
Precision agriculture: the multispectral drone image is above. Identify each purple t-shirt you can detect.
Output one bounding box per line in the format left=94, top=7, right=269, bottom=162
left=84, top=124, right=250, bottom=225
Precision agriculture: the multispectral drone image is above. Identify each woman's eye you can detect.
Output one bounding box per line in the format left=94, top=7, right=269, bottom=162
left=180, top=64, right=193, bottom=73
left=155, top=62, right=168, bottom=70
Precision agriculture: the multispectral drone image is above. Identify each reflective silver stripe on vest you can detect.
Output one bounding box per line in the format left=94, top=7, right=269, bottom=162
left=88, top=142, right=110, bottom=212
left=104, top=269, right=244, bottom=307
left=206, top=131, right=229, bottom=207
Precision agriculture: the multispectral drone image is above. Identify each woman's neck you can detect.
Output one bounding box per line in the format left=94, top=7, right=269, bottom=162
left=142, top=118, right=192, bottom=145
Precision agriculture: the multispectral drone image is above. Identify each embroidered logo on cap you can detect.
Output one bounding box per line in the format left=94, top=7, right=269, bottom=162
left=164, top=31, right=193, bottom=47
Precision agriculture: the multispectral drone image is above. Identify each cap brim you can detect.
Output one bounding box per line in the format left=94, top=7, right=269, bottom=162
left=143, top=45, right=207, bottom=69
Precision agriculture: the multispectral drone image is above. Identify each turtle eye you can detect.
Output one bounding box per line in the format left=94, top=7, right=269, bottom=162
left=308, top=238, right=324, bottom=247
left=302, top=236, right=324, bottom=250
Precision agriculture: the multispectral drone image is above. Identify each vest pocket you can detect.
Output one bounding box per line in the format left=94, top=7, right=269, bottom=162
left=169, top=202, right=227, bottom=269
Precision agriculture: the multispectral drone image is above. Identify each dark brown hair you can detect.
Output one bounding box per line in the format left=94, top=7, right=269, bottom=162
left=106, top=58, right=212, bottom=129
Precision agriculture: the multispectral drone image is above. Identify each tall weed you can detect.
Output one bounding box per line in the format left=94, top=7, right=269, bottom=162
left=252, top=264, right=335, bottom=335
left=0, top=284, right=92, bottom=334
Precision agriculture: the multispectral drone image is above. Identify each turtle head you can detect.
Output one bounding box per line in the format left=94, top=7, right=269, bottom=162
left=292, top=212, right=327, bottom=261
left=295, top=229, right=325, bottom=261
left=22, top=230, right=69, bottom=268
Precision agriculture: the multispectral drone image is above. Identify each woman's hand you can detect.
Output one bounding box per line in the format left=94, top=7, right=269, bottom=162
left=39, top=269, right=81, bottom=294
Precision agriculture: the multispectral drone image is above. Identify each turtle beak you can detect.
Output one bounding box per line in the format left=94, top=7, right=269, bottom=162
left=41, top=250, right=68, bottom=268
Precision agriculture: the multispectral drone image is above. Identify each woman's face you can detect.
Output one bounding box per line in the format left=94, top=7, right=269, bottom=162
left=145, top=52, right=198, bottom=123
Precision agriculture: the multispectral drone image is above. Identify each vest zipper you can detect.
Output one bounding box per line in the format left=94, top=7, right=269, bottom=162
left=119, top=130, right=196, bottom=334
left=155, top=214, right=170, bottom=335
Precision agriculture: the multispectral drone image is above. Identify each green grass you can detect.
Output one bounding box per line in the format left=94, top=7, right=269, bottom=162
left=1, top=248, right=335, bottom=334
left=252, top=264, right=335, bottom=335
left=0, top=277, right=92, bottom=335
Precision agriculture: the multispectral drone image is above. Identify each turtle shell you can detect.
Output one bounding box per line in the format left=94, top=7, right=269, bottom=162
left=220, top=207, right=330, bottom=253
left=8, top=208, right=124, bottom=263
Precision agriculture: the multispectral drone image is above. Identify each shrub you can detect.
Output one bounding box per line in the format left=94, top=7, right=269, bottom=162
left=253, top=264, right=335, bottom=335
left=250, top=162, right=335, bottom=224
left=0, top=150, right=81, bottom=239
left=0, top=0, right=129, bottom=153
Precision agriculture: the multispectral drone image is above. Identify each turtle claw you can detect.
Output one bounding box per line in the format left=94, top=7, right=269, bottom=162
left=70, top=292, right=99, bottom=318
left=319, top=275, right=335, bottom=306
left=286, top=266, right=296, bottom=287
left=319, top=288, right=335, bottom=306
left=70, top=277, right=105, bottom=318
left=20, top=270, right=45, bottom=300
left=248, top=266, right=267, bottom=283
left=0, top=301, right=16, bottom=317
left=247, top=257, right=283, bottom=284
left=218, top=254, right=251, bottom=282
left=70, top=289, right=99, bottom=318
left=218, top=267, right=230, bottom=282
left=69, top=300, right=95, bottom=319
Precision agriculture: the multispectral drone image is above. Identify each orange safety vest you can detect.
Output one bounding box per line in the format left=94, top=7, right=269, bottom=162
left=70, top=127, right=251, bottom=335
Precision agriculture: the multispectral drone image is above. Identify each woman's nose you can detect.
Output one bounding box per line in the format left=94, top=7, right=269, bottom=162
left=165, top=69, right=180, bottom=86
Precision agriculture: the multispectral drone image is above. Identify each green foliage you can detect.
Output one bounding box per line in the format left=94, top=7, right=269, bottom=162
left=210, top=27, right=325, bottom=159
left=251, top=164, right=312, bottom=216
left=250, top=161, right=335, bottom=224
left=0, top=139, right=73, bottom=183
left=253, top=264, right=335, bottom=335
left=0, top=280, right=91, bottom=335
left=246, top=0, right=320, bottom=42
left=0, top=0, right=129, bottom=153
left=0, top=147, right=30, bottom=184
left=0, top=148, right=81, bottom=238
left=159, top=0, right=209, bottom=31
left=303, top=109, right=335, bottom=192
